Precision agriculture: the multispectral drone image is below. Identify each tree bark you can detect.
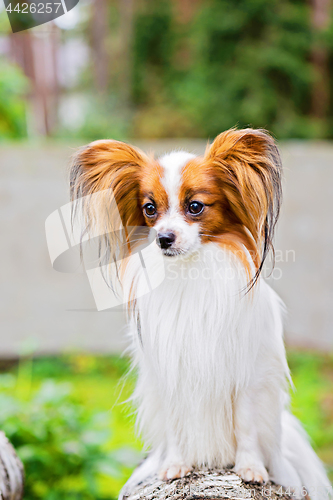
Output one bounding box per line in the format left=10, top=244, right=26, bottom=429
left=310, top=0, right=331, bottom=120
left=91, top=0, right=110, bottom=94
left=118, top=0, right=134, bottom=105
left=0, top=431, right=24, bottom=500
left=121, top=468, right=296, bottom=500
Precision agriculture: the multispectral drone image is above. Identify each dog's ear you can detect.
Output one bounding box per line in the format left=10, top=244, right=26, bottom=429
left=69, top=140, right=153, bottom=270
left=70, top=139, right=150, bottom=229
left=205, top=128, right=282, bottom=285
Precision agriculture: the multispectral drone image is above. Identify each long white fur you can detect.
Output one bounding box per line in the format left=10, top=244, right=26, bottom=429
left=118, top=152, right=331, bottom=500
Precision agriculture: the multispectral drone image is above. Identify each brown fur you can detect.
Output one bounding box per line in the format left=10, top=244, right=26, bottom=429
left=70, top=139, right=153, bottom=262
left=69, top=128, right=282, bottom=288
left=203, top=128, right=282, bottom=286
left=140, top=162, right=169, bottom=226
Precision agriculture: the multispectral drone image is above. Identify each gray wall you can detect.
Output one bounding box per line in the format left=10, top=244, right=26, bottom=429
left=0, top=140, right=332, bottom=357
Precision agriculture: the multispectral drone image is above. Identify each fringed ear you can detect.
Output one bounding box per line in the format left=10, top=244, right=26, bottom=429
left=205, top=128, right=282, bottom=287
left=69, top=139, right=150, bottom=267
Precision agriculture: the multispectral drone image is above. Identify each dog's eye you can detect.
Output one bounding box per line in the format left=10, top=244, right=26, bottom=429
left=188, top=201, right=204, bottom=215
left=143, top=203, right=157, bottom=217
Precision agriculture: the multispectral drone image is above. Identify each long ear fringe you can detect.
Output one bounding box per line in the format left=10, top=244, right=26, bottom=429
left=206, top=128, right=282, bottom=289
left=69, top=140, right=149, bottom=284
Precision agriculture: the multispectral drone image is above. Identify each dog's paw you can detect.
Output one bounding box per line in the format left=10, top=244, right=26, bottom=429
left=235, top=465, right=269, bottom=484
left=158, top=464, right=192, bottom=481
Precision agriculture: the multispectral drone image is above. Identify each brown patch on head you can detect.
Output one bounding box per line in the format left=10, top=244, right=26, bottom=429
left=69, top=139, right=155, bottom=265
left=177, top=128, right=282, bottom=285
left=139, top=161, right=169, bottom=226
left=180, top=157, right=243, bottom=232
left=205, top=128, right=282, bottom=285
left=179, top=157, right=221, bottom=218
left=204, top=128, right=282, bottom=286
left=70, top=139, right=151, bottom=227
left=178, top=157, right=256, bottom=279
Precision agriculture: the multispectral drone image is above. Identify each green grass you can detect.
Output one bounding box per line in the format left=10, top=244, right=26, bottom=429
left=288, top=350, right=333, bottom=481
left=0, top=355, right=142, bottom=499
left=0, top=350, right=332, bottom=499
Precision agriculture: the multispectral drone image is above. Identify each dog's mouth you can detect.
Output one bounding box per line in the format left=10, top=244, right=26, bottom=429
left=162, top=248, right=186, bottom=257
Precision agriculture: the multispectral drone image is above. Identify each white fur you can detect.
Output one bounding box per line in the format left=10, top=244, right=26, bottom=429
left=117, top=152, right=331, bottom=500
left=154, top=152, right=200, bottom=255
left=159, top=151, right=195, bottom=203
left=118, top=242, right=331, bottom=499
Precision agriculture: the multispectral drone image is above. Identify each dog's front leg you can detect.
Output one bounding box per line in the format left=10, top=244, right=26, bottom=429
left=233, top=390, right=269, bottom=483
left=158, top=437, right=192, bottom=481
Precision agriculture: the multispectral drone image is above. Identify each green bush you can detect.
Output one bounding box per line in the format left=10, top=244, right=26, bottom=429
left=174, top=0, right=314, bottom=139
left=0, top=59, right=28, bottom=139
left=0, top=356, right=141, bottom=500
left=130, top=0, right=326, bottom=139
left=0, top=352, right=331, bottom=499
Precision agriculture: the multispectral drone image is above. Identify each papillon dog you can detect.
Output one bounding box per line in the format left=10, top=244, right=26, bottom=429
left=70, top=128, right=331, bottom=499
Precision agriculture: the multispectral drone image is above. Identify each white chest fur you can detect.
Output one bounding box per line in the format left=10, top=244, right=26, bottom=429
left=123, top=243, right=274, bottom=466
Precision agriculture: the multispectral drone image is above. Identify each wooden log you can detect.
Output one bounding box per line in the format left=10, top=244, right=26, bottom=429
left=121, top=468, right=296, bottom=500
left=0, top=431, right=24, bottom=500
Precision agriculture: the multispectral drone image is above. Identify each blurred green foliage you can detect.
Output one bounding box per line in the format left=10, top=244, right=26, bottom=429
left=4, top=0, right=333, bottom=140
left=288, top=350, right=333, bottom=480
left=0, top=355, right=142, bottom=500
left=0, top=351, right=331, bottom=499
left=131, top=0, right=320, bottom=139
left=0, top=58, right=28, bottom=140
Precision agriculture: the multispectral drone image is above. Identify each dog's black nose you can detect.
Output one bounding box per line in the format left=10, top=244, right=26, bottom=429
left=157, top=232, right=176, bottom=249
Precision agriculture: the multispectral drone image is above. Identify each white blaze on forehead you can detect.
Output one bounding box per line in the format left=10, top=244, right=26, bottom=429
left=156, top=151, right=200, bottom=253
left=159, top=151, right=195, bottom=213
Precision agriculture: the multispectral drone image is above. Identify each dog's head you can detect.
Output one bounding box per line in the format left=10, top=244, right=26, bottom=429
left=70, top=128, right=282, bottom=286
